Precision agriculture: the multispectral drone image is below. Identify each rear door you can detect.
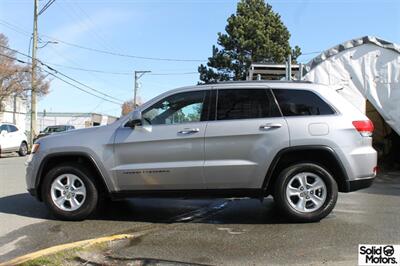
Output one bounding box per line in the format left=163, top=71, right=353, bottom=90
left=113, top=90, right=210, bottom=190
left=204, top=87, right=290, bottom=189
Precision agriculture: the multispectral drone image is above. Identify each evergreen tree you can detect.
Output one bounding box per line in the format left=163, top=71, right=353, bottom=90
left=198, top=0, right=301, bottom=83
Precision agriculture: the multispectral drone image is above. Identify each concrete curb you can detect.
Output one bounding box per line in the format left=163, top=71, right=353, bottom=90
left=0, top=232, right=141, bottom=266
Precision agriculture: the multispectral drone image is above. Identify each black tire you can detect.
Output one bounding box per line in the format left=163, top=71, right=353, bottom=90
left=41, top=163, right=99, bottom=221
left=274, top=163, right=338, bottom=222
left=18, top=142, right=28, bottom=156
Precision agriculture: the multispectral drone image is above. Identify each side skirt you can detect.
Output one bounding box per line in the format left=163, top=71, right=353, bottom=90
left=109, top=188, right=264, bottom=200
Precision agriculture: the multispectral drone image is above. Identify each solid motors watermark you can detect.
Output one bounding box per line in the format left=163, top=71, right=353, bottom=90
left=359, top=245, right=400, bottom=265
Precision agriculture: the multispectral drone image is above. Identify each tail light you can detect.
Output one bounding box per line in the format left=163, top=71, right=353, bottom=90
left=373, top=166, right=379, bottom=175
left=352, top=120, right=374, bottom=137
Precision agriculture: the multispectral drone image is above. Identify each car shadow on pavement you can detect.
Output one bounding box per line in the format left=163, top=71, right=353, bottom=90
left=357, top=172, right=400, bottom=197
left=0, top=193, right=52, bottom=220
left=1, top=173, right=399, bottom=225
left=93, top=197, right=293, bottom=224
left=0, top=193, right=292, bottom=224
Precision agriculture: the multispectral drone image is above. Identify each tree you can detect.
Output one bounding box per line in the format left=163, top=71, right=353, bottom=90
left=121, top=96, right=143, bottom=116
left=198, top=0, right=301, bottom=83
left=0, top=33, right=49, bottom=111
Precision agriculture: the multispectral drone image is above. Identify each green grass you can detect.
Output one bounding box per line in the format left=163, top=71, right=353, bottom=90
left=20, top=247, right=82, bottom=266
left=17, top=239, right=113, bottom=265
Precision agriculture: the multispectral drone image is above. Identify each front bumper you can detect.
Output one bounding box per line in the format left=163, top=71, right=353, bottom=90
left=28, top=188, right=37, bottom=197
left=25, top=153, right=42, bottom=201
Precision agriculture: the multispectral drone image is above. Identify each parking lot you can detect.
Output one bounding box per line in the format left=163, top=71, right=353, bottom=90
left=1, top=155, right=400, bottom=265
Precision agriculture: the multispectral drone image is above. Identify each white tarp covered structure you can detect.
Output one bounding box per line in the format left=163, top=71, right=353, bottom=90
left=303, top=36, right=400, bottom=135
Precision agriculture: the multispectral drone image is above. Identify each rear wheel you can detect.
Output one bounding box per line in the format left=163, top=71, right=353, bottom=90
left=42, top=163, right=99, bottom=220
left=274, top=163, right=338, bottom=222
left=18, top=142, right=28, bottom=156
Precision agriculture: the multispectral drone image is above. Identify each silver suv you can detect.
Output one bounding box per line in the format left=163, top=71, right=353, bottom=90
left=26, top=81, right=377, bottom=222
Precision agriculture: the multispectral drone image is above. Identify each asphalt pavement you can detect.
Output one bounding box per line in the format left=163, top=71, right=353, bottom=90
left=0, top=155, right=399, bottom=265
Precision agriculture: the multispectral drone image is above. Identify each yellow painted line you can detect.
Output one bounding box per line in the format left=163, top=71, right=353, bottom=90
left=0, top=232, right=144, bottom=266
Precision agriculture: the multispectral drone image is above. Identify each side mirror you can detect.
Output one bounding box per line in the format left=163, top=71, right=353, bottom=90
left=0, top=130, right=6, bottom=136
left=126, top=110, right=143, bottom=128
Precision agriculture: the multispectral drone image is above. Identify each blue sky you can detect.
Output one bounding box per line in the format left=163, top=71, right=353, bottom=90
left=0, top=0, right=399, bottom=117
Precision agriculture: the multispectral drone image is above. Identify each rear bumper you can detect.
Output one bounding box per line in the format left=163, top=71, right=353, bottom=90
left=344, top=175, right=375, bottom=192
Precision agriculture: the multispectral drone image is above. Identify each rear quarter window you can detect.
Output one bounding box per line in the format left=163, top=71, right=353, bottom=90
left=272, top=89, right=335, bottom=116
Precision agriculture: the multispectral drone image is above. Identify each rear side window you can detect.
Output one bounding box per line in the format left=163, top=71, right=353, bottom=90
left=216, top=89, right=280, bottom=120
left=273, top=89, right=335, bottom=116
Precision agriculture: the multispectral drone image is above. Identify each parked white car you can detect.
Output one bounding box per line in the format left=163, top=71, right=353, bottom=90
left=0, top=123, right=28, bottom=156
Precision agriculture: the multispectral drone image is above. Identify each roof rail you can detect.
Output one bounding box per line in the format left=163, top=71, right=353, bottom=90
left=200, top=80, right=312, bottom=85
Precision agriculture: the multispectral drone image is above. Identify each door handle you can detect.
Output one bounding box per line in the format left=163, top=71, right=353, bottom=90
left=259, top=123, right=282, bottom=130
left=178, top=128, right=200, bottom=135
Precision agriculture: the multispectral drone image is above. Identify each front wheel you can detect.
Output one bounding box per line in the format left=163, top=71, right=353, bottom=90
left=42, top=163, right=99, bottom=221
left=274, top=163, right=338, bottom=222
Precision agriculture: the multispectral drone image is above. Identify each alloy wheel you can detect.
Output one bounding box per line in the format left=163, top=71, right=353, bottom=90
left=50, top=174, right=86, bottom=211
left=285, top=172, right=327, bottom=213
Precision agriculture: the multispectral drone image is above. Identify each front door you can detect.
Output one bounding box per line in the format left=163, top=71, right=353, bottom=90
left=7, top=124, right=20, bottom=149
left=0, top=124, right=12, bottom=150
left=204, top=88, right=290, bottom=189
left=113, top=90, right=209, bottom=191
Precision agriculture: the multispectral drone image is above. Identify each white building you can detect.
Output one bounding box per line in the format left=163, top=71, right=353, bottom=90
left=0, top=95, right=27, bottom=132
left=37, top=112, right=118, bottom=131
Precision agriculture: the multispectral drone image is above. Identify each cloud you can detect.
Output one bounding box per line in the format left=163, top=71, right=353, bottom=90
left=40, top=7, right=133, bottom=64
left=49, top=8, right=132, bottom=42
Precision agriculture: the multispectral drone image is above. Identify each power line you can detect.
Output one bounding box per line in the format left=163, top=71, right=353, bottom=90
left=150, top=72, right=198, bottom=76
left=0, top=18, right=322, bottom=63
left=0, top=19, right=204, bottom=62
left=0, top=44, right=124, bottom=102
left=46, top=63, right=131, bottom=75
left=0, top=52, right=122, bottom=105
left=44, top=64, right=125, bottom=103
left=0, top=19, right=31, bottom=36
left=38, top=0, right=56, bottom=16
left=56, top=1, right=112, bottom=52
left=42, top=35, right=205, bottom=62
left=45, top=62, right=198, bottom=76
left=64, top=1, right=114, bottom=51
left=0, top=49, right=123, bottom=105
left=0, top=52, right=27, bottom=64
left=44, top=44, right=129, bottom=96
left=42, top=70, right=122, bottom=105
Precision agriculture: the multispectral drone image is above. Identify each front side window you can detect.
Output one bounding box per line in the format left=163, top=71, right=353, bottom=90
left=142, top=90, right=206, bottom=125
left=0, top=125, right=8, bottom=132
left=216, top=89, right=280, bottom=120
left=273, top=89, right=335, bottom=116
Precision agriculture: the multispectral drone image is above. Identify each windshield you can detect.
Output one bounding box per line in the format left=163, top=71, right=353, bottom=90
left=43, top=126, right=67, bottom=133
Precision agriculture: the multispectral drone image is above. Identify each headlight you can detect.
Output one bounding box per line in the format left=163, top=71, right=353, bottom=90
left=26, top=143, right=40, bottom=165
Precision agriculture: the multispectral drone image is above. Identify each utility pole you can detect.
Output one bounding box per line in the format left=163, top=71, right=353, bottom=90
left=30, top=0, right=55, bottom=146
left=30, top=0, right=38, bottom=146
left=133, top=70, right=151, bottom=109
left=287, top=54, right=292, bottom=81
